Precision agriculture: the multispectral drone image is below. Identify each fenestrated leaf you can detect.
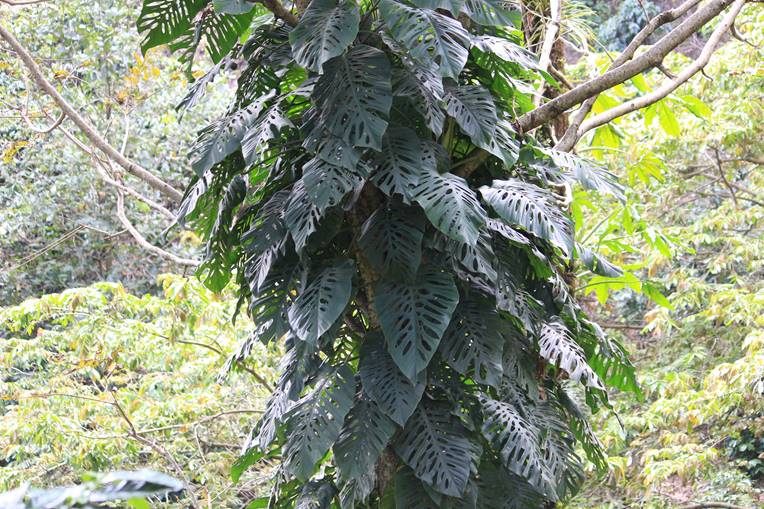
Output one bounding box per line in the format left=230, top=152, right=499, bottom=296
left=241, top=106, right=293, bottom=164
left=414, top=171, right=487, bottom=246
left=393, top=467, right=442, bottom=509
left=438, top=232, right=498, bottom=289
left=191, top=90, right=276, bottom=175
left=439, top=296, right=504, bottom=387
left=339, top=473, right=375, bottom=509
left=392, top=64, right=446, bottom=136
left=334, top=395, right=397, bottom=482
left=313, top=44, right=392, bottom=150
left=295, top=479, right=337, bottom=509
left=213, top=0, right=254, bottom=14
left=283, top=366, right=356, bottom=480
left=375, top=267, right=459, bottom=380
left=136, top=0, right=206, bottom=53
left=358, top=202, right=425, bottom=282
left=371, top=127, right=434, bottom=202
left=288, top=259, right=356, bottom=345
left=462, top=0, right=519, bottom=26
left=409, top=0, right=463, bottom=14
left=444, top=84, right=497, bottom=148
left=471, top=35, right=539, bottom=70
left=395, top=400, right=472, bottom=497
left=380, top=0, right=470, bottom=79
left=538, top=320, right=604, bottom=390
left=475, top=459, right=545, bottom=509
left=359, top=331, right=425, bottom=426
left=576, top=244, right=623, bottom=278
left=540, top=148, right=625, bottom=201
left=478, top=395, right=547, bottom=493
left=289, top=0, right=360, bottom=72
left=480, top=179, right=574, bottom=256
left=481, top=118, right=519, bottom=167
left=284, top=180, right=325, bottom=253
left=302, top=157, right=363, bottom=214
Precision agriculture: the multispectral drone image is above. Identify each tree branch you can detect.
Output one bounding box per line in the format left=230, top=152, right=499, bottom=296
left=256, top=0, right=298, bottom=25
left=0, top=21, right=184, bottom=201
left=516, top=0, right=737, bottom=136
left=575, top=0, right=746, bottom=137
left=532, top=0, right=561, bottom=107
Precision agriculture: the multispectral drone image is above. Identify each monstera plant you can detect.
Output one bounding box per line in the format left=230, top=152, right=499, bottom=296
left=136, top=0, right=637, bottom=506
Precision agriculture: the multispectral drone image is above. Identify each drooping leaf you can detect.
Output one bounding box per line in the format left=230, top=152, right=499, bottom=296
left=284, top=180, right=325, bottom=253
left=444, top=84, right=497, bottom=148
left=359, top=331, right=425, bottom=426
left=414, top=171, right=487, bottom=246
left=283, top=366, right=356, bottom=480
left=471, top=35, right=539, bottom=70
left=475, top=459, right=545, bottom=509
left=288, top=259, right=355, bottom=345
left=302, top=157, right=363, bottom=214
left=481, top=118, right=520, bottom=167
left=358, top=202, right=425, bottom=282
left=191, top=90, right=276, bottom=175
left=380, top=0, right=470, bottom=79
left=213, top=0, right=254, bottom=14
left=392, top=63, right=446, bottom=136
left=439, top=296, right=504, bottom=387
left=540, top=148, right=625, bottom=201
left=241, top=106, right=293, bottom=164
left=334, top=395, right=397, bottom=483
left=289, top=0, right=360, bottom=72
left=576, top=244, right=623, bottom=278
left=136, top=0, right=206, bottom=53
left=395, top=400, right=473, bottom=497
left=375, top=266, right=459, bottom=380
left=371, top=127, right=433, bottom=202
left=480, top=179, right=574, bottom=256
left=312, top=44, right=393, bottom=150
left=409, top=0, right=463, bottom=14
left=538, top=320, right=604, bottom=390
left=478, top=395, right=547, bottom=493
left=462, top=0, right=520, bottom=26
left=295, top=479, right=337, bottom=509
left=393, top=468, right=443, bottom=509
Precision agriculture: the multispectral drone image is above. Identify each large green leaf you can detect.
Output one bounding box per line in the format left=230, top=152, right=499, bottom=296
left=439, top=296, right=504, bottom=387
left=392, top=64, right=446, bottom=136
left=374, top=266, right=459, bottom=380
left=295, top=479, right=337, bottom=509
left=409, top=0, right=463, bottom=14
left=481, top=117, right=519, bottom=167
left=191, top=90, right=276, bottom=175
left=241, top=106, right=293, bottom=164
left=312, top=45, right=392, bottom=150
left=359, top=331, right=425, bottom=426
left=395, top=400, right=473, bottom=497
left=480, top=179, right=574, bottom=256
left=538, top=321, right=604, bottom=390
left=471, top=35, right=539, bottom=70
left=380, top=0, right=470, bottom=79
left=283, top=366, right=356, bottom=480
left=302, top=157, right=363, bottom=214
left=478, top=395, right=546, bottom=493
left=444, top=84, right=497, bottom=148
left=289, top=0, right=360, bottom=72
left=288, top=259, right=355, bottom=345
left=475, top=459, right=545, bottom=509
left=540, top=148, right=625, bottom=201
left=393, top=468, right=443, bottom=509
left=358, top=202, right=425, bottom=282
left=462, top=0, right=519, bottom=26
left=284, top=180, right=326, bottom=253
left=136, top=0, right=206, bottom=53
left=334, top=395, right=397, bottom=483
left=370, top=127, right=433, bottom=202
left=414, top=171, right=487, bottom=246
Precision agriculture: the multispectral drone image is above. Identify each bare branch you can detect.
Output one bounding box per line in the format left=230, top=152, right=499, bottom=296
left=533, top=0, right=561, bottom=107
left=576, top=0, right=746, bottom=136
left=0, top=22, right=184, bottom=201
left=518, top=0, right=736, bottom=136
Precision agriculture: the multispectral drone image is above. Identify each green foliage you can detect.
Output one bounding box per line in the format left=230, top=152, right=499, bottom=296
left=140, top=0, right=638, bottom=505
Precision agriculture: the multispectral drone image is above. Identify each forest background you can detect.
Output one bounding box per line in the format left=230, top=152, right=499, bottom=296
left=0, top=0, right=762, bottom=507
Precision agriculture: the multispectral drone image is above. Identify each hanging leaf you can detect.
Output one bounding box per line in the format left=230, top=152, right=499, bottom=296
left=358, top=202, right=425, bottom=282
left=538, top=321, right=604, bottom=390
left=288, top=259, right=355, bottom=345
left=283, top=366, right=356, bottom=480
left=289, top=0, right=360, bottom=72
left=475, top=459, right=545, bottom=509
left=481, top=118, right=520, bottom=167
left=295, top=479, right=337, bottom=509
left=462, top=0, right=520, bottom=26
left=480, top=179, right=574, bottom=256
left=284, top=180, right=325, bottom=253
left=444, top=84, right=498, bottom=148
left=539, top=148, right=625, bottom=201
left=302, top=157, right=363, bottom=214
left=392, top=63, right=446, bottom=136
left=375, top=266, right=459, bottom=380
left=576, top=244, right=623, bottom=278
left=395, top=400, right=473, bottom=497
left=409, top=0, right=463, bottom=14
left=393, top=468, right=443, bottom=509
left=370, top=127, right=433, bottom=202
left=478, top=395, right=547, bottom=493
left=439, top=296, right=504, bottom=387
left=136, top=0, right=207, bottom=53
left=414, top=170, right=487, bottom=246
left=380, top=0, right=470, bottom=79
left=312, top=45, right=393, bottom=150
left=334, top=395, right=397, bottom=483
left=191, top=90, right=276, bottom=175
left=471, top=35, right=539, bottom=70
left=359, top=331, right=425, bottom=426
left=241, top=106, right=293, bottom=164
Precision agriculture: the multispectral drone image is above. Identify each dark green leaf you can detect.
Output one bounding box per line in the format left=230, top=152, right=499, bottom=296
left=538, top=321, right=604, bottom=390
left=375, top=267, right=459, bottom=380
left=137, top=0, right=206, bottom=53
left=289, top=0, right=360, bottom=72
left=295, top=479, right=337, bottom=509
left=241, top=106, right=293, bottom=164
left=462, top=0, right=519, bottom=26
left=392, top=63, right=446, bottom=136
left=371, top=127, right=433, bottom=202
left=284, top=180, right=326, bottom=253
left=302, top=157, right=363, bottom=214
left=444, top=84, right=497, bottom=148
left=359, top=202, right=425, bottom=282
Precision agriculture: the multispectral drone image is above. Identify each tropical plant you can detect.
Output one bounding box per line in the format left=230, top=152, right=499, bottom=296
left=128, top=0, right=652, bottom=506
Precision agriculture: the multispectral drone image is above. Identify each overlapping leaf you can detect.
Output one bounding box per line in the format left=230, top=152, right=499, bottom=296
left=444, top=84, right=498, bottom=148
left=289, top=0, right=360, bottom=72
left=358, top=202, right=425, bottom=282
left=538, top=321, right=604, bottom=390
left=371, top=127, right=433, bottom=201
left=302, top=157, right=363, bottom=214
